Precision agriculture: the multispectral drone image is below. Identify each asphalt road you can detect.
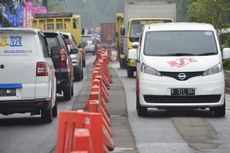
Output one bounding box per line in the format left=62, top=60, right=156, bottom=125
left=0, top=55, right=95, bottom=153
left=111, top=62, right=230, bottom=153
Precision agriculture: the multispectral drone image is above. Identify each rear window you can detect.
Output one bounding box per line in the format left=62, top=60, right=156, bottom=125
left=46, top=37, right=59, bottom=53
left=0, top=33, right=39, bottom=57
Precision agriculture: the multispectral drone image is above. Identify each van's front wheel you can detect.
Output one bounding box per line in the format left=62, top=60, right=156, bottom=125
left=211, top=102, right=225, bottom=117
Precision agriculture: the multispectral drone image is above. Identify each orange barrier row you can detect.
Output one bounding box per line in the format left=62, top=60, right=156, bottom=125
left=56, top=48, right=114, bottom=153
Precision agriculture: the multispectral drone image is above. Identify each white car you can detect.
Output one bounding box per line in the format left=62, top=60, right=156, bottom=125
left=84, top=40, right=96, bottom=55
left=0, top=28, right=57, bottom=123
left=133, top=22, right=230, bottom=117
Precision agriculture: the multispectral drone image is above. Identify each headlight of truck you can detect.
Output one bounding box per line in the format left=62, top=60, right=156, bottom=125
left=141, top=63, right=161, bottom=76
left=203, top=63, right=223, bottom=76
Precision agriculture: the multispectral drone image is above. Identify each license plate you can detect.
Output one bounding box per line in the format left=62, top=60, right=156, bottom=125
left=171, top=88, right=195, bottom=96
left=0, top=89, right=16, bottom=96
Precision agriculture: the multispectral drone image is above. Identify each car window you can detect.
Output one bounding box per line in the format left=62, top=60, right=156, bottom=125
left=39, top=32, right=49, bottom=57
left=46, top=37, right=59, bottom=54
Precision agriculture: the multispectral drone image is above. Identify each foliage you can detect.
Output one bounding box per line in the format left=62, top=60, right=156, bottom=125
left=223, top=59, right=230, bottom=70
left=48, top=0, right=64, bottom=12
left=187, top=0, right=230, bottom=31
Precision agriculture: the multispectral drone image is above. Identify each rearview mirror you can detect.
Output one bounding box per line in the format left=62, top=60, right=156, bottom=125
left=223, top=48, right=230, bottom=60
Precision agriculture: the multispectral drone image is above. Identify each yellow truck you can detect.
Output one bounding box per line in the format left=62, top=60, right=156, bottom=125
left=121, top=2, right=176, bottom=77
left=31, top=12, right=86, bottom=66
left=116, top=13, right=125, bottom=68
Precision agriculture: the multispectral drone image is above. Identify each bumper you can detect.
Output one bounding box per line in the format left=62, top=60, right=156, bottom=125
left=139, top=72, right=225, bottom=108
left=0, top=98, right=51, bottom=114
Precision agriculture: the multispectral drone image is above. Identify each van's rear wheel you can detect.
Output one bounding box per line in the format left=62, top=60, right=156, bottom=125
left=41, top=107, right=53, bottom=123
left=52, top=103, right=58, bottom=117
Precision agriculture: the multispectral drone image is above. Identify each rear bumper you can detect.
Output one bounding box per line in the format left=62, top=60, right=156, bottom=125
left=0, top=98, right=51, bottom=114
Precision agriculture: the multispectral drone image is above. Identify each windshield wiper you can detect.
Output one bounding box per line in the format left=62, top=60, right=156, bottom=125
left=161, top=52, right=217, bottom=56
left=198, top=52, right=217, bottom=56
left=164, top=53, right=197, bottom=56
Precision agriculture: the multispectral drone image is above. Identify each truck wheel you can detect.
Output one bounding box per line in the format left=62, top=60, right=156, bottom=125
left=211, top=102, right=225, bottom=117
left=120, top=59, right=126, bottom=69
left=41, top=107, right=53, bottom=123
left=63, top=83, right=71, bottom=100
left=127, top=67, right=134, bottom=78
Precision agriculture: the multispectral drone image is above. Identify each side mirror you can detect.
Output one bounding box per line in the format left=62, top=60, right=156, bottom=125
left=223, top=48, right=230, bottom=60
left=128, top=49, right=138, bottom=60
left=70, top=48, right=78, bottom=54
left=132, top=42, right=139, bottom=49
left=50, top=46, right=59, bottom=57
left=120, top=27, right=125, bottom=36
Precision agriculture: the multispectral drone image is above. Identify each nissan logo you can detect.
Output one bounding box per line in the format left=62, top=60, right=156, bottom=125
left=178, top=73, right=186, bottom=80
left=0, top=64, right=4, bottom=69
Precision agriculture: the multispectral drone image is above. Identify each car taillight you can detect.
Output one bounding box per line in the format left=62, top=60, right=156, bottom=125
left=36, top=62, right=48, bottom=76
left=60, top=48, right=67, bottom=68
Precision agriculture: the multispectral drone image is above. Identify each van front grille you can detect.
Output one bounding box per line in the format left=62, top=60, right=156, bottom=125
left=144, top=95, right=221, bottom=103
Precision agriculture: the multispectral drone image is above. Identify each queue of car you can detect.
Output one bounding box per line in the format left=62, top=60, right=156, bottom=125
left=0, top=28, right=84, bottom=123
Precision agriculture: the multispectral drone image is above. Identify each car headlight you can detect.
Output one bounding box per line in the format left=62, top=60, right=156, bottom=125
left=141, top=63, right=161, bottom=76
left=203, top=63, right=223, bottom=76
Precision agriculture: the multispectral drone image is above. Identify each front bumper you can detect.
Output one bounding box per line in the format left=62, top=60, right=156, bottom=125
left=139, top=72, right=225, bottom=108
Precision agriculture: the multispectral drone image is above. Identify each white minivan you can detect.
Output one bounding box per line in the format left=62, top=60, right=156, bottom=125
left=0, top=28, right=57, bottom=123
left=133, top=22, right=230, bottom=117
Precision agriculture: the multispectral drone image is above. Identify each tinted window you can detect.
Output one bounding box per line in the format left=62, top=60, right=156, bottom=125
left=144, top=31, right=218, bottom=56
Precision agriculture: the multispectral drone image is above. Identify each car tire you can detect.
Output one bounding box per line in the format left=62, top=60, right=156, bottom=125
left=63, top=82, right=71, bottom=100
left=41, top=106, right=53, bottom=123
left=127, top=66, right=134, bottom=78
left=81, top=69, right=84, bottom=80
left=83, top=59, right=86, bottom=67
left=75, top=70, right=81, bottom=81
left=136, top=94, right=147, bottom=117
left=211, top=101, right=225, bottom=117
left=71, top=83, right=74, bottom=96
left=52, top=102, right=58, bottom=117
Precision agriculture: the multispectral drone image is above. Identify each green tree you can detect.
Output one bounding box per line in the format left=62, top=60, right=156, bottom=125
left=187, top=0, right=230, bottom=30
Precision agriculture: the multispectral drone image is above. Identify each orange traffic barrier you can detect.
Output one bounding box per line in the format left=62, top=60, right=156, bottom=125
left=73, top=128, right=93, bottom=153
left=56, top=111, right=106, bottom=153
left=88, top=91, right=110, bottom=123
left=88, top=100, right=112, bottom=137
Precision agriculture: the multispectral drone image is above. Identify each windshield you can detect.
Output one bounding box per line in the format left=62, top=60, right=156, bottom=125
left=129, top=19, right=172, bottom=42
left=144, top=31, right=218, bottom=56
